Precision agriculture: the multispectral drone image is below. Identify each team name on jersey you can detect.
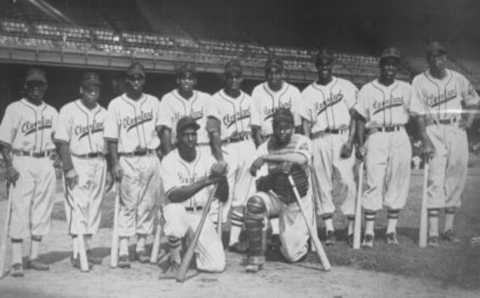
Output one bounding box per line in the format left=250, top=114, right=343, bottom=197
left=372, top=97, right=404, bottom=115
left=171, top=110, right=204, bottom=123
left=223, top=108, right=250, bottom=128
left=177, top=174, right=198, bottom=185
left=122, top=111, right=153, bottom=132
left=74, top=121, right=104, bottom=140
left=21, top=118, right=53, bottom=136
left=314, top=92, right=344, bottom=115
left=263, top=102, right=291, bottom=120
left=425, top=89, right=457, bottom=107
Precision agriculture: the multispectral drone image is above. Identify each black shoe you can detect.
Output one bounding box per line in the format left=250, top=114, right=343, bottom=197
left=118, top=255, right=131, bottom=269
left=362, top=234, right=374, bottom=248
left=136, top=250, right=149, bottom=263
left=325, top=230, right=336, bottom=246
left=10, top=263, right=24, bottom=277
left=441, top=230, right=460, bottom=243
left=386, top=233, right=399, bottom=245
left=428, top=236, right=439, bottom=247
left=229, top=241, right=248, bottom=253
left=87, top=250, right=103, bottom=265
left=346, top=234, right=354, bottom=247
left=26, top=259, right=49, bottom=271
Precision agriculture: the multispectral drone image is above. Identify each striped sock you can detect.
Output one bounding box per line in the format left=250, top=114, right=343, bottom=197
left=364, top=211, right=376, bottom=236
left=229, top=209, right=244, bottom=245
left=428, top=209, right=440, bottom=237
left=444, top=207, right=456, bottom=232
left=322, top=213, right=334, bottom=232
left=119, top=237, right=129, bottom=256
left=11, top=239, right=23, bottom=264
left=136, top=235, right=146, bottom=252
left=386, top=209, right=400, bottom=234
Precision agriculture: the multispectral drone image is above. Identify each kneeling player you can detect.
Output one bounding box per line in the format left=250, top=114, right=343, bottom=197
left=245, top=108, right=313, bottom=273
left=161, top=117, right=229, bottom=273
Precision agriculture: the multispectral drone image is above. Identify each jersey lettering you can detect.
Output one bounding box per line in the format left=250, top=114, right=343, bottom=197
left=21, top=118, right=53, bottom=136
left=74, top=121, right=104, bottom=140
left=372, top=97, right=404, bottom=115
left=122, top=111, right=153, bottom=132
left=223, top=109, right=250, bottom=128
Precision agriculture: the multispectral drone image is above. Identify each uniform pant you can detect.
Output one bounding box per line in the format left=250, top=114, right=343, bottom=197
left=363, top=129, right=411, bottom=211
left=64, top=156, right=107, bottom=235
left=255, top=191, right=313, bottom=262
left=426, top=124, right=468, bottom=209
left=163, top=203, right=225, bottom=272
left=9, top=156, right=56, bottom=239
left=312, top=133, right=356, bottom=216
left=118, top=154, right=162, bottom=237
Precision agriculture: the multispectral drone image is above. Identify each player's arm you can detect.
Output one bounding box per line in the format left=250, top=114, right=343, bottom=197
left=413, top=114, right=434, bottom=158
left=340, top=109, right=357, bottom=158
left=251, top=125, right=263, bottom=147
left=301, top=118, right=312, bottom=137
left=206, top=116, right=224, bottom=161
left=167, top=176, right=218, bottom=203
left=105, top=138, right=122, bottom=181
left=0, top=141, right=19, bottom=185
left=352, top=109, right=367, bottom=160
left=159, top=125, right=174, bottom=156
left=54, top=139, right=79, bottom=189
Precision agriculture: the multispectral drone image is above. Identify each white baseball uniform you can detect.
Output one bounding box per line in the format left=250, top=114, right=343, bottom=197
left=252, top=134, right=314, bottom=262
left=250, top=81, right=302, bottom=137
left=354, top=79, right=424, bottom=211
left=206, top=89, right=255, bottom=228
left=161, top=148, right=226, bottom=272
left=158, top=89, right=211, bottom=146
left=55, top=99, right=107, bottom=236
left=412, top=69, right=480, bottom=209
left=299, top=77, right=358, bottom=217
left=0, top=98, right=58, bottom=239
left=104, top=93, right=163, bottom=237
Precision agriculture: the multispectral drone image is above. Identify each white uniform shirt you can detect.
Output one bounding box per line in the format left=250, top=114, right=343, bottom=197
left=0, top=98, right=58, bottom=152
left=299, top=77, right=358, bottom=133
left=412, top=69, right=480, bottom=121
left=104, top=93, right=161, bottom=152
left=250, top=82, right=302, bottom=135
left=55, top=99, right=107, bottom=155
left=206, top=89, right=252, bottom=140
left=158, top=89, right=211, bottom=144
left=161, top=148, right=216, bottom=208
left=354, top=79, right=424, bottom=128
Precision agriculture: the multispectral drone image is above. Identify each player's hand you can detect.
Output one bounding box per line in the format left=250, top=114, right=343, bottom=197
left=5, top=165, right=20, bottom=186
left=355, top=144, right=366, bottom=161
left=422, top=137, right=435, bottom=159
left=250, top=156, right=265, bottom=176
left=340, top=141, right=354, bottom=159
left=64, top=168, right=79, bottom=189
left=210, top=161, right=228, bottom=177
left=112, top=164, right=124, bottom=182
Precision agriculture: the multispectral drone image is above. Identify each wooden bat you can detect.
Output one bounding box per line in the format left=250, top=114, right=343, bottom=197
left=308, top=166, right=322, bottom=252
left=288, top=175, right=331, bottom=271
left=217, top=202, right=223, bottom=239
left=110, top=183, right=120, bottom=268
left=353, top=162, right=364, bottom=250
left=0, top=183, right=12, bottom=279
left=176, top=185, right=218, bottom=282
left=419, top=161, right=429, bottom=248
left=150, top=208, right=163, bottom=264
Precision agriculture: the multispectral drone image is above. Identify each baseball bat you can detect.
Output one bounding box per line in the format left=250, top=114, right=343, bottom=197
left=150, top=210, right=162, bottom=264
left=176, top=185, right=218, bottom=282
left=418, top=161, right=429, bottom=248
left=288, top=175, right=331, bottom=271
left=308, top=166, right=322, bottom=252
left=110, top=183, right=120, bottom=268
left=0, top=183, right=12, bottom=279
left=217, top=202, right=223, bottom=239
left=353, top=162, right=364, bottom=250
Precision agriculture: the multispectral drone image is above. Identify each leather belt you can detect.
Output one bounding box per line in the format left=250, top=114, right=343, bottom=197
left=13, top=149, right=54, bottom=158
left=119, top=149, right=155, bottom=157
left=72, top=152, right=104, bottom=159
left=434, top=118, right=457, bottom=125
left=311, top=128, right=348, bottom=139
left=185, top=206, right=203, bottom=212
left=222, top=134, right=250, bottom=144
left=371, top=125, right=404, bottom=133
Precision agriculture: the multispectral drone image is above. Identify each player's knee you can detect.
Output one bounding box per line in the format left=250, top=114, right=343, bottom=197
left=246, top=194, right=266, bottom=216
left=245, top=195, right=266, bottom=230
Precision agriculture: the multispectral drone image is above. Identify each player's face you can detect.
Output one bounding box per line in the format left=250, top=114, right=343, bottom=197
left=225, top=72, right=243, bottom=91
left=80, top=84, right=100, bottom=105
left=178, top=127, right=198, bottom=150
left=427, top=53, right=447, bottom=73
left=266, top=67, right=283, bottom=88
left=177, top=72, right=197, bottom=93
left=125, top=74, right=145, bottom=94
left=316, top=59, right=333, bottom=80
left=25, top=81, right=47, bottom=102
left=379, top=58, right=398, bottom=82
left=273, top=120, right=293, bottom=145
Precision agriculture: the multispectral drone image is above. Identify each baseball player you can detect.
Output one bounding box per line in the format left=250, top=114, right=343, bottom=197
left=54, top=72, right=108, bottom=269
left=104, top=62, right=163, bottom=268
left=160, top=116, right=228, bottom=273
left=354, top=48, right=428, bottom=247
left=0, top=68, right=58, bottom=277
left=412, top=41, right=479, bottom=246
left=158, top=63, right=212, bottom=157
left=250, top=57, right=302, bottom=147
left=206, top=59, right=255, bottom=251
left=298, top=49, right=358, bottom=245
left=244, top=108, right=313, bottom=273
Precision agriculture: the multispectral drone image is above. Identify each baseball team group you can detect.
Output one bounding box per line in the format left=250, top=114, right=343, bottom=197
left=0, top=40, right=478, bottom=279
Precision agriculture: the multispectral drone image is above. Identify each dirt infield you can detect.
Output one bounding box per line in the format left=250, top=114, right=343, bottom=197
left=0, top=170, right=479, bottom=297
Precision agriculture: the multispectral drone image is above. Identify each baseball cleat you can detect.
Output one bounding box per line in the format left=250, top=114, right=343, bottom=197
left=362, top=234, right=374, bottom=248
left=117, top=255, right=131, bottom=269
left=386, top=233, right=399, bottom=245
left=229, top=241, right=248, bottom=254
left=136, top=250, right=150, bottom=263
left=26, top=259, right=50, bottom=271
left=441, top=230, right=460, bottom=243
left=10, top=263, right=24, bottom=277
left=86, top=251, right=103, bottom=265
left=346, top=234, right=354, bottom=247
left=245, top=263, right=263, bottom=273
left=325, top=230, right=336, bottom=246
left=427, top=236, right=439, bottom=247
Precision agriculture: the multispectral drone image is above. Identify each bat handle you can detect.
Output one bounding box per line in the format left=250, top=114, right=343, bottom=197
left=353, top=162, right=364, bottom=250
left=419, top=161, right=430, bottom=248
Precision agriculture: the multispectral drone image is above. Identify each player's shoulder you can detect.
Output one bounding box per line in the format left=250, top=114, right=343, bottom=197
left=359, top=80, right=375, bottom=93
left=161, top=149, right=180, bottom=167
left=142, top=93, right=160, bottom=103
left=448, top=69, right=469, bottom=82
left=107, top=94, right=124, bottom=108
left=59, top=100, right=78, bottom=114
left=42, top=101, right=58, bottom=113
left=395, top=79, right=414, bottom=89
left=195, top=90, right=211, bottom=99
left=252, top=82, right=267, bottom=94
left=336, top=77, right=358, bottom=90
left=285, top=81, right=301, bottom=92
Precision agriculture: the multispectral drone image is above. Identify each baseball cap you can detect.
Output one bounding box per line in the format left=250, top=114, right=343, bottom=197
left=81, top=72, right=102, bottom=86
left=176, top=62, right=196, bottom=77
left=176, top=116, right=200, bottom=135
left=126, top=62, right=145, bottom=78
left=380, top=47, right=401, bottom=61
left=25, top=68, right=47, bottom=84
left=224, top=59, right=243, bottom=75
left=265, top=57, right=284, bottom=72
left=426, top=41, right=447, bottom=56
left=272, top=108, right=294, bottom=126
left=315, top=48, right=335, bottom=65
